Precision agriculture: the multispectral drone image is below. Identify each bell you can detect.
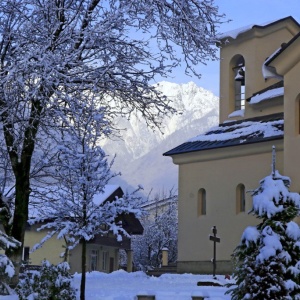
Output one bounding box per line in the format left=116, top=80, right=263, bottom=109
left=235, top=67, right=245, bottom=85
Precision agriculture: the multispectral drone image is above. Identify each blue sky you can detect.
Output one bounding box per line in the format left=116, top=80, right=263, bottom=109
left=169, top=0, right=300, bottom=96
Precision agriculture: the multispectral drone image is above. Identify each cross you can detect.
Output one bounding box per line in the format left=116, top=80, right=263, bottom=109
left=272, top=145, right=276, bottom=179
left=209, top=226, right=220, bottom=278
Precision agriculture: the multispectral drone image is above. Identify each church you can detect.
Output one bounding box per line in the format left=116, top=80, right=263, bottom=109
left=164, top=16, right=300, bottom=274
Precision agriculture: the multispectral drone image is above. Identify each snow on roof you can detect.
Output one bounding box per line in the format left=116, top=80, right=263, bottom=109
left=228, top=109, right=245, bottom=118
left=249, top=87, right=284, bottom=104
left=28, top=185, right=121, bottom=219
left=92, top=185, right=120, bottom=206
left=264, top=46, right=282, bottom=66
left=218, top=24, right=255, bottom=40
left=262, top=46, right=284, bottom=79
left=264, top=30, right=300, bottom=71
left=163, top=114, right=284, bottom=156
left=218, top=20, right=278, bottom=40
left=188, top=119, right=283, bottom=143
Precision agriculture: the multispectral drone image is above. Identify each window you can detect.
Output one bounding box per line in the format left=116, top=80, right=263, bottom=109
left=22, top=246, right=30, bottom=264
left=90, top=250, right=98, bottom=271
left=232, top=55, right=245, bottom=111
left=197, top=188, right=206, bottom=216
left=102, top=251, right=108, bottom=270
left=236, top=184, right=246, bottom=213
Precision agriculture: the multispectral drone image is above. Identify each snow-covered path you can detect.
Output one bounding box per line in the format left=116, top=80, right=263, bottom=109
left=3, top=270, right=233, bottom=299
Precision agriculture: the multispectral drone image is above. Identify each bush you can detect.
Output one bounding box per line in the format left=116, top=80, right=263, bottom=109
left=16, top=260, right=76, bottom=300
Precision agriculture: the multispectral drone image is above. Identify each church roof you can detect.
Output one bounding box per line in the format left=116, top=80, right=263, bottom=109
left=218, top=16, right=300, bottom=41
left=163, top=113, right=283, bottom=156
left=265, top=31, right=300, bottom=66
left=247, top=81, right=284, bottom=104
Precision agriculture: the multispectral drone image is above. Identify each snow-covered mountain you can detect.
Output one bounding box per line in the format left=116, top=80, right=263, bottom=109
left=101, top=81, right=219, bottom=197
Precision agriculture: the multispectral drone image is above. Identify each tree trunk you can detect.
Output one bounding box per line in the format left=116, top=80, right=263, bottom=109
left=3, top=98, right=42, bottom=285
left=6, top=166, right=30, bottom=286
left=80, top=239, right=87, bottom=300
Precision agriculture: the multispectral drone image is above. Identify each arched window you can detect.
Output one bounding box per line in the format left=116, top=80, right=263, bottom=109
left=232, top=55, right=245, bottom=111
left=236, top=184, right=246, bottom=213
left=198, top=188, right=206, bottom=216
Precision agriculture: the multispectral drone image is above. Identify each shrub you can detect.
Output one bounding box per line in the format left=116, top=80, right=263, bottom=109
left=16, top=260, right=76, bottom=300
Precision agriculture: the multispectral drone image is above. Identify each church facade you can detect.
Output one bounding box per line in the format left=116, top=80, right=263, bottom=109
left=164, top=16, right=300, bottom=274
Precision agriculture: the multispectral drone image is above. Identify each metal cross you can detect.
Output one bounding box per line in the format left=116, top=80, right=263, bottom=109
left=209, top=226, right=220, bottom=278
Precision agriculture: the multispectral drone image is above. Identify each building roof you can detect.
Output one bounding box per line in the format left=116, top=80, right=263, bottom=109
left=247, top=81, right=284, bottom=104
left=218, top=16, right=300, bottom=41
left=28, top=185, right=144, bottom=235
left=265, top=30, right=300, bottom=66
left=141, top=195, right=177, bottom=211
left=163, top=113, right=283, bottom=156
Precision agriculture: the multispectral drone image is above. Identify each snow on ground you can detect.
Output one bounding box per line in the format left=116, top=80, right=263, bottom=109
left=3, top=270, right=233, bottom=300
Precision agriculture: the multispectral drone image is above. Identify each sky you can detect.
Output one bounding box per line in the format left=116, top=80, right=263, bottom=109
left=170, top=0, right=300, bottom=96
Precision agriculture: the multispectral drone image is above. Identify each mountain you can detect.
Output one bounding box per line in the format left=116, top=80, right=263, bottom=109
left=101, top=81, right=219, bottom=197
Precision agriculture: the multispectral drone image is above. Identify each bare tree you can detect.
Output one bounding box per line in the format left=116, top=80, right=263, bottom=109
left=30, top=101, right=143, bottom=300
left=133, top=193, right=178, bottom=270
left=0, top=0, right=225, bottom=281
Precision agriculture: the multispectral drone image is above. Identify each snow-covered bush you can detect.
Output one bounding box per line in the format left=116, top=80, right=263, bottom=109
left=133, top=194, right=178, bottom=270
left=228, top=170, right=300, bottom=300
left=16, top=260, right=76, bottom=300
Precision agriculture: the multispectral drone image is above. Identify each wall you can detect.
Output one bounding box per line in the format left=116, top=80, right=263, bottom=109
left=69, top=244, right=119, bottom=274
left=24, top=224, right=66, bottom=266
left=24, top=226, right=120, bottom=274
left=173, top=140, right=284, bottom=274
left=283, top=59, right=300, bottom=192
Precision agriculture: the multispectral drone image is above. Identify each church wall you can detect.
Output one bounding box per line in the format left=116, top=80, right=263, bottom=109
left=283, top=60, right=300, bottom=192
left=176, top=141, right=283, bottom=273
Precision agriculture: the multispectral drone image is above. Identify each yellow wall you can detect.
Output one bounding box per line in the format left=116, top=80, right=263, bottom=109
left=283, top=59, right=300, bottom=192
left=69, top=244, right=119, bottom=274
left=24, top=225, right=66, bottom=266
left=24, top=226, right=120, bottom=274
left=174, top=141, right=283, bottom=266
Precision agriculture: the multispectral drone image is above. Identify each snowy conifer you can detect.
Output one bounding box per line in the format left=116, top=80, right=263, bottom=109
left=229, top=170, right=300, bottom=300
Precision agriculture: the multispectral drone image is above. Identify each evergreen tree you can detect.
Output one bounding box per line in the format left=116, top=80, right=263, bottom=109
left=229, top=169, right=300, bottom=300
